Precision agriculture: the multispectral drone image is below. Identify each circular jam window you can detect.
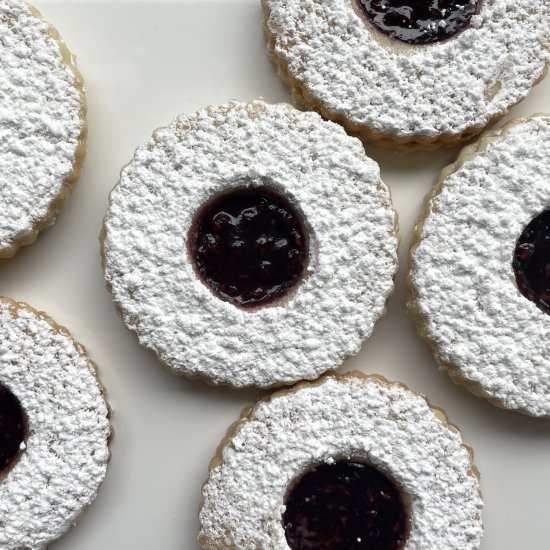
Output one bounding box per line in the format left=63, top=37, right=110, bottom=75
left=283, top=460, right=409, bottom=550
left=189, top=186, right=309, bottom=309
left=0, top=383, right=26, bottom=475
left=513, top=208, right=550, bottom=315
left=358, top=0, right=481, bottom=45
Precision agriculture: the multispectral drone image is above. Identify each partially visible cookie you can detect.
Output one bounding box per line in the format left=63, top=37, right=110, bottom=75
left=0, top=297, right=111, bottom=549
left=199, top=372, right=483, bottom=549
left=263, top=0, right=550, bottom=152
left=102, top=100, right=398, bottom=389
left=0, top=0, right=87, bottom=258
left=409, top=114, right=550, bottom=416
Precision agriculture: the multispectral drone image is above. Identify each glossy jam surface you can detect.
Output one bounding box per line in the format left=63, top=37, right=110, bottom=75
left=0, top=384, right=26, bottom=474
left=283, top=461, right=409, bottom=550
left=513, top=209, right=550, bottom=315
left=190, top=187, right=309, bottom=308
left=359, top=0, right=480, bottom=45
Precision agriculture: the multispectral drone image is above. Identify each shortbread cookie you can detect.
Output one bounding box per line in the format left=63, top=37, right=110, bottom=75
left=0, top=0, right=87, bottom=258
left=263, top=0, right=550, bottom=152
left=0, top=297, right=111, bottom=549
left=409, top=115, right=550, bottom=417
left=199, top=372, right=483, bottom=549
left=102, top=100, right=398, bottom=388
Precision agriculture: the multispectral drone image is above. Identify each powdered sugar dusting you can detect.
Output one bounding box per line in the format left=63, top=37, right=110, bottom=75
left=199, top=374, right=483, bottom=549
left=410, top=115, right=550, bottom=416
left=102, top=100, right=398, bottom=388
left=0, top=298, right=111, bottom=549
left=264, top=0, right=550, bottom=141
left=0, top=0, right=84, bottom=255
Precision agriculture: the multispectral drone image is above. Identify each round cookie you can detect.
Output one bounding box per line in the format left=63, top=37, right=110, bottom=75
left=263, top=0, right=550, bottom=152
left=409, top=114, right=550, bottom=417
left=199, top=372, right=483, bottom=549
left=102, top=100, right=398, bottom=388
left=0, top=297, right=111, bottom=549
left=0, top=0, right=87, bottom=258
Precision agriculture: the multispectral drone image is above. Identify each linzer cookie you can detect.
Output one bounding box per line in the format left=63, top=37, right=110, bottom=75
left=409, top=115, right=550, bottom=416
left=263, top=0, right=550, bottom=152
left=0, top=297, right=111, bottom=549
left=101, top=100, right=398, bottom=388
left=0, top=0, right=86, bottom=258
left=199, top=373, right=483, bottom=549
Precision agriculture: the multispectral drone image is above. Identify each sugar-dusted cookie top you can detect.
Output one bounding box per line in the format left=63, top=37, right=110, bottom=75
left=102, top=100, right=398, bottom=388
left=263, top=0, right=550, bottom=150
left=0, top=0, right=86, bottom=257
left=409, top=115, right=550, bottom=416
left=0, top=297, right=111, bottom=549
left=200, top=373, right=483, bottom=549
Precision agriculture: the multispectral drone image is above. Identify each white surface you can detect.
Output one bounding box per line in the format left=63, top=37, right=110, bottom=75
left=1, top=1, right=549, bottom=548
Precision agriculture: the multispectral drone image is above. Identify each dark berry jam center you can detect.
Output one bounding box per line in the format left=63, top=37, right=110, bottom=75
left=283, top=460, right=409, bottom=550
left=189, top=186, right=309, bottom=308
left=0, top=383, right=26, bottom=474
left=513, top=209, right=550, bottom=315
left=358, top=0, right=480, bottom=45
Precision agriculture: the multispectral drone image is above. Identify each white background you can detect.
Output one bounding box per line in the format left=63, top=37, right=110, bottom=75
left=3, top=1, right=549, bottom=548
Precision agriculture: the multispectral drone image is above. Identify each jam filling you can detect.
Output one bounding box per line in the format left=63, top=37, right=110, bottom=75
left=189, top=187, right=309, bottom=308
left=0, top=383, right=26, bottom=474
left=513, top=209, right=550, bottom=315
left=358, top=0, right=480, bottom=45
left=283, top=460, right=409, bottom=550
